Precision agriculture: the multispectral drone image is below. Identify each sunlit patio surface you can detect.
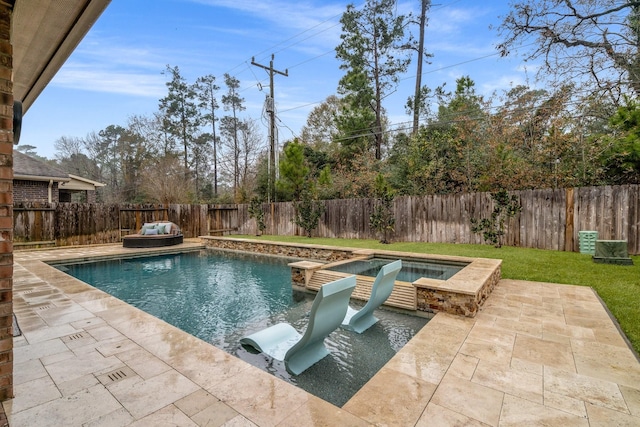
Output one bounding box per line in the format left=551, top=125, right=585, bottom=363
left=4, top=242, right=640, bottom=426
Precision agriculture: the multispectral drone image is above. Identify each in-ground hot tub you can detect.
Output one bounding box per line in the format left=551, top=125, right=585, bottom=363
left=324, top=256, right=468, bottom=282
left=289, top=250, right=501, bottom=317
left=200, top=237, right=502, bottom=318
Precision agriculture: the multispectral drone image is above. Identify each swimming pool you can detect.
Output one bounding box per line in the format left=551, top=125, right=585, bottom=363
left=56, top=250, right=428, bottom=407
left=325, top=256, right=467, bottom=281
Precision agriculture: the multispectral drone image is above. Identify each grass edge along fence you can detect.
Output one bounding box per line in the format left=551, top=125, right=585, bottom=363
left=12, top=185, right=640, bottom=254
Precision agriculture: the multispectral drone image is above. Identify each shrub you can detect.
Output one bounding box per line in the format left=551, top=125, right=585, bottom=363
left=471, top=189, right=521, bottom=248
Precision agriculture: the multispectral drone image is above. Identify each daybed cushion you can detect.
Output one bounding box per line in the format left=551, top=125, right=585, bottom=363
left=158, top=222, right=173, bottom=234
left=138, top=222, right=180, bottom=235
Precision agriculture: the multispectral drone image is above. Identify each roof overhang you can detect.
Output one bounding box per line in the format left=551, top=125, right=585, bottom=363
left=13, top=174, right=70, bottom=183
left=12, top=0, right=111, bottom=113
left=59, top=174, right=106, bottom=190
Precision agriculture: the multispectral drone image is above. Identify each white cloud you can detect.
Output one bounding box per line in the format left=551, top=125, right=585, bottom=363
left=186, top=0, right=344, bottom=48
left=480, top=74, right=527, bottom=95
left=53, top=66, right=166, bottom=98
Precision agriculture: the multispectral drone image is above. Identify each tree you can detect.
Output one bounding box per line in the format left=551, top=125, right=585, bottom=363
left=601, top=97, right=640, bottom=183
left=191, top=132, right=213, bottom=201
left=293, top=187, right=324, bottom=238
left=54, top=135, right=84, bottom=160
left=336, top=0, right=413, bottom=159
left=237, top=118, right=265, bottom=201
left=194, top=74, right=220, bottom=197
left=484, top=84, right=574, bottom=190
left=139, top=155, right=192, bottom=204
left=433, top=76, right=490, bottom=193
left=497, top=1, right=640, bottom=102
left=220, top=73, right=246, bottom=200
left=277, top=140, right=309, bottom=201
left=369, top=173, right=395, bottom=243
left=159, top=65, right=200, bottom=174
left=16, top=144, right=42, bottom=158
left=94, top=125, right=127, bottom=200
left=300, top=95, right=342, bottom=149
left=248, top=196, right=266, bottom=235
left=334, top=70, right=377, bottom=163
left=277, top=139, right=324, bottom=236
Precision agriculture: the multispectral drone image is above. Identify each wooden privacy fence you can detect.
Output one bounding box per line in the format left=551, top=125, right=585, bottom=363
left=12, top=185, right=640, bottom=254
left=13, top=203, right=238, bottom=248
left=237, top=185, right=640, bottom=255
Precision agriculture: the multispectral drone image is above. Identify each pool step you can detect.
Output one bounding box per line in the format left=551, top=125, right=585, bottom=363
left=307, top=270, right=417, bottom=311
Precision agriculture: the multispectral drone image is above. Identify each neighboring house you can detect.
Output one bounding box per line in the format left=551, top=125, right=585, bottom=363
left=12, top=150, right=105, bottom=203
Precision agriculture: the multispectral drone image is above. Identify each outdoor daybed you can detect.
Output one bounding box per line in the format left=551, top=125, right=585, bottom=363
left=122, top=222, right=183, bottom=248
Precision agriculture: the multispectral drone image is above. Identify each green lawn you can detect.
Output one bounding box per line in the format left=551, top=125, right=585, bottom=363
left=236, top=235, right=640, bottom=355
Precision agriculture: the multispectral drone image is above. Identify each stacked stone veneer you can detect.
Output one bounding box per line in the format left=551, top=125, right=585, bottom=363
left=0, top=0, right=12, bottom=401
left=202, top=237, right=355, bottom=262
left=415, top=265, right=501, bottom=317
left=203, top=237, right=502, bottom=318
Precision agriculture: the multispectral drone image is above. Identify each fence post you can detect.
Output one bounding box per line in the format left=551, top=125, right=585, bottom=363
left=564, top=188, right=575, bottom=252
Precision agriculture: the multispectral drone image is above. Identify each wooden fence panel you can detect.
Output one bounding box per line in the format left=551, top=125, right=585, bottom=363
left=11, top=184, right=640, bottom=254
left=13, top=203, right=55, bottom=244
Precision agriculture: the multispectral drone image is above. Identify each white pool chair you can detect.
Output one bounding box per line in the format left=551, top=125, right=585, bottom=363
left=240, top=275, right=356, bottom=375
left=341, top=259, right=402, bottom=333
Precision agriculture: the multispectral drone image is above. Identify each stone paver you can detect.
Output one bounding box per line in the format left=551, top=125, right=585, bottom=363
left=3, top=244, right=639, bottom=426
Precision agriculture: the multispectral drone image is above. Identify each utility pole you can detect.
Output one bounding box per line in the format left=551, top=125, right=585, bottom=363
left=251, top=54, right=288, bottom=203
left=413, top=0, right=431, bottom=135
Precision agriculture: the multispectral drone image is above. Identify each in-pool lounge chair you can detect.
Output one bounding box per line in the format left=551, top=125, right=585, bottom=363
left=341, top=259, right=402, bottom=333
left=240, top=275, right=356, bottom=375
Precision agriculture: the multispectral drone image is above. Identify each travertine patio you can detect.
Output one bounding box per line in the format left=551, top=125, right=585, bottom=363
left=5, top=242, right=640, bottom=426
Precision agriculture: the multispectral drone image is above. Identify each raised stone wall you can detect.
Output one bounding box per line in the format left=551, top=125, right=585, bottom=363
left=416, top=265, right=501, bottom=317
left=202, top=237, right=355, bottom=262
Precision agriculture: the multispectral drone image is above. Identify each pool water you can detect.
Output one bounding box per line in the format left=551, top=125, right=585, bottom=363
left=326, top=257, right=467, bottom=281
left=56, top=250, right=428, bottom=407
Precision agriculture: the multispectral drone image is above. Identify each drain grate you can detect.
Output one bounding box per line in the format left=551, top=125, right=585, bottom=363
left=61, top=332, right=88, bottom=343
left=98, top=366, right=136, bottom=386
left=37, top=305, right=52, bottom=311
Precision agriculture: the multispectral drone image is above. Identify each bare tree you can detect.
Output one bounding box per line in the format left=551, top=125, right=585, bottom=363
left=220, top=73, right=246, bottom=200
left=497, top=1, right=640, bottom=103
left=238, top=118, right=265, bottom=199
left=54, top=136, right=84, bottom=160
left=194, top=75, right=220, bottom=197
left=139, top=155, right=192, bottom=204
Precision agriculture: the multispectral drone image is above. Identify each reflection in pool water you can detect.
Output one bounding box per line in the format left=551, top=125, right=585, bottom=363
left=56, top=250, right=428, bottom=407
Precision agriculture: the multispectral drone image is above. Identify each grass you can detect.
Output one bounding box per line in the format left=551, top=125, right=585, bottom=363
left=236, top=234, right=640, bottom=355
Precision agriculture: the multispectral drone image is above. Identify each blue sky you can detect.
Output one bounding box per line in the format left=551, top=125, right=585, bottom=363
left=20, top=0, right=529, bottom=159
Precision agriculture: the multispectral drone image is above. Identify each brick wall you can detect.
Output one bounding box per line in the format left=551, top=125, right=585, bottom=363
left=13, top=180, right=60, bottom=203
left=0, top=0, right=12, bottom=401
